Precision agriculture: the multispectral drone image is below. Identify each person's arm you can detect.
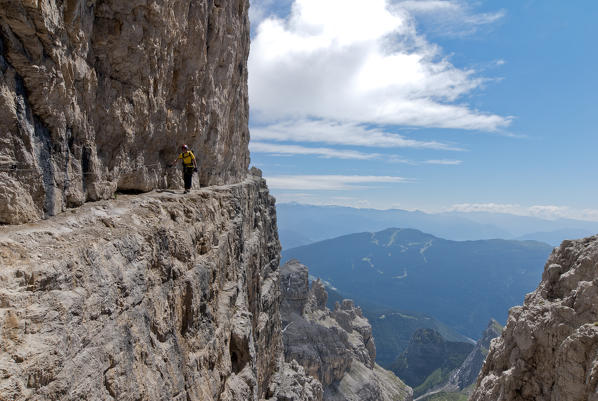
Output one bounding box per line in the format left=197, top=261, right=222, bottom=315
left=169, top=154, right=181, bottom=167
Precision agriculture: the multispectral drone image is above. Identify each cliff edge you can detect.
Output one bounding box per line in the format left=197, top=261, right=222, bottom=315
left=0, top=1, right=326, bottom=400
left=0, top=173, right=318, bottom=401
left=471, top=236, right=598, bottom=401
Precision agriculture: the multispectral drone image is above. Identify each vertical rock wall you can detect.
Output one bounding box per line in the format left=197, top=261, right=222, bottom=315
left=0, top=0, right=250, bottom=224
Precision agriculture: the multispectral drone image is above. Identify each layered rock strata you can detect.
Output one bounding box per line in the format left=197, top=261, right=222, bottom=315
left=280, top=259, right=413, bottom=401
left=0, top=0, right=250, bottom=224
left=0, top=173, right=316, bottom=401
left=472, top=236, right=598, bottom=401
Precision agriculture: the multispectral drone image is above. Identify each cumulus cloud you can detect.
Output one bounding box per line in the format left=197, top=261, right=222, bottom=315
left=249, top=142, right=381, bottom=159
left=251, top=119, right=463, bottom=150
left=265, top=175, right=411, bottom=190
left=249, top=0, right=511, bottom=131
left=249, top=0, right=294, bottom=30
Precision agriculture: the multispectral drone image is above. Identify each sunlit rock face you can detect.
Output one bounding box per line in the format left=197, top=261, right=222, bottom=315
left=0, top=174, right=322, bottom=401
left=472, top=236, right=598, bottom=401
left=280, top=259, right=413, bottom=401
left=0, top=0, right=250, bottom=224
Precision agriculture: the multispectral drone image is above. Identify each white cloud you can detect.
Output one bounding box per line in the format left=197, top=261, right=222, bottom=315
left=249, top=0, right=510, bottom=131
left=395, top=1, right=506, bottom=36
left=274, top=193, right=376, bottom=208
left=396, top=0, right=459, bottom=13
left=448, top=203, right=522, bottom=214
left=249, top=142, right=381, bottom=159
left=249, top=0, right=294, bottom=29
left=424, top=159, right=463, bottom=165
left=266, top=175, right=411, bottom=190
left=251, top=120, right=463, bottom=150
left=251, top=141, right=467, bottom=164
left=447, top=203, right=598, bottom=222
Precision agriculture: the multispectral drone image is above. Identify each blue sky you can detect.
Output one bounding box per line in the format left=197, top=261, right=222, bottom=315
left=247, top=0, right=598, bottom=221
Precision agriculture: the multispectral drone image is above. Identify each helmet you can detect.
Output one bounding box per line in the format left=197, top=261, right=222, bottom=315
left=182, top=144, right=188, bottom=150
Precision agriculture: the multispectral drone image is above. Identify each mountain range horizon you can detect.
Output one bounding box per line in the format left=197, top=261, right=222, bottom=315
left=277, top=202, right=598, bottom=249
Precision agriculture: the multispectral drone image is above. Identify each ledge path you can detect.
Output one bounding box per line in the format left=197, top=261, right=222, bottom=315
left=0, top=175, right=293, bottom=401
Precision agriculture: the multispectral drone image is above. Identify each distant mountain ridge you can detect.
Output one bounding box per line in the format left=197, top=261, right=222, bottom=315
left=277, top=203, right=597, bottom=249
left=282, top=227, right=553, bottom=338
left=365, top=310, right=474, bottom=368
left=322, top=285, right=473, bottom=367
left=392, top=328, right=474, bottom=398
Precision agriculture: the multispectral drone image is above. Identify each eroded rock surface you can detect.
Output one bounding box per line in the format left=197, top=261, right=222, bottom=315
left=0, top=0, right=250, bottom=224
left=280, top=259, right=413, bottom=401
left=445, top=319, right=503, bottom=392
left=0, top=174, right=314, bottom=401
left=472, top=236, right=598, bottom=401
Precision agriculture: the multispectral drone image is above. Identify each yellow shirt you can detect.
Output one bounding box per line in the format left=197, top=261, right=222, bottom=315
left=178, top=151, right=196, bottom=167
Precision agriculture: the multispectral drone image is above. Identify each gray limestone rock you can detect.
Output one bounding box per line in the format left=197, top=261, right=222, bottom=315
left=444, top=319, right=503, bottom=392
left=0, top=1, right=323, bottom=400
left=0, top=0, right=250, bottom=224
left=0, top=176, right=287, bottom=401
left=471, top=236, right=598, bottom=401
left=266, top=360, right=324, bottom=401
left=279, top=260, right=413, bottom=401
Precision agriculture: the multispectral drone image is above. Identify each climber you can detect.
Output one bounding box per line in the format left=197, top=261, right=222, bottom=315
left=169, top=144, right=198, bottom=193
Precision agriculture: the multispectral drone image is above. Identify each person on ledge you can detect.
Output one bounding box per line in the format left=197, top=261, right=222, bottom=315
left=170, top=144, right=198, bottom=193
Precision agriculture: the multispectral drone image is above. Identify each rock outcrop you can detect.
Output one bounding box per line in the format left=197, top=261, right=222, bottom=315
left=280, top=259, right=413, bottom=401
left=0, top=0, right=250, bottom=224
left=444, top=319, right=503, bottom=392
left=0, top=173, right=316, bottom=401
left=471, top=236, right=598, bottom=401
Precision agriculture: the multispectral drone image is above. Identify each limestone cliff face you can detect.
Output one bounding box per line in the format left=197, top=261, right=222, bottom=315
left=0, top=0, right=250, bottom=224
left=0, top=173, right=314, bottom=401
left=0, top=1, right=325, bottom=400
left=280, top=259, right=413, bottom=401
left=472, top=236, right=598, bottom=401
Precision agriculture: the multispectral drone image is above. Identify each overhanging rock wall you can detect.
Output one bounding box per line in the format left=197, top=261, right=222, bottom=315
left=0, top=0, right=250, bottom=224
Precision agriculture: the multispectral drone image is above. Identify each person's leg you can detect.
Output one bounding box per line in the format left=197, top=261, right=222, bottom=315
left=184, top=168, right=192, bottom=192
